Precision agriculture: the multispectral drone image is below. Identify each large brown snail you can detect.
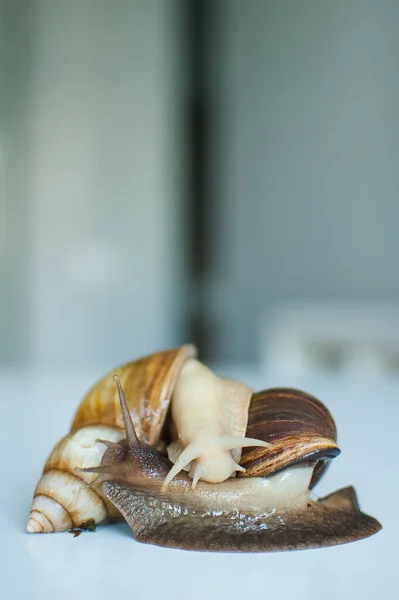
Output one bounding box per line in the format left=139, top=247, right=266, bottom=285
left=26, top=344, right=381, bottom=551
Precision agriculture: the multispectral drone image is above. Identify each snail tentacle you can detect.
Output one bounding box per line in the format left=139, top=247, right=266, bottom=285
left=162, top=433, right=270, bottom=489
left=112, top=375, right=139, bottom=448
left=189, top=458, right=245, bottom=490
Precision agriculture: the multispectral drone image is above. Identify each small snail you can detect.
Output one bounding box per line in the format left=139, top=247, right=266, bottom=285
left=26, top=344, right=382, bottom=552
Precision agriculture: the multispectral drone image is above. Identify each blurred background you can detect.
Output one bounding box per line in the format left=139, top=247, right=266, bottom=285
left=2, top=0, right=399, bottom=382
left=1, top=6, right=395, bottom=594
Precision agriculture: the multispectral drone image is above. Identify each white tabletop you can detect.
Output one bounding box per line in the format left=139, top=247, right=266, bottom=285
left=0, top=366, right=395, bottom=600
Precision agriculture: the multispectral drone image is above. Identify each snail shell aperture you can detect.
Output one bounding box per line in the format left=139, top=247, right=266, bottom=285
left=26, top=344, right=382, bottom=551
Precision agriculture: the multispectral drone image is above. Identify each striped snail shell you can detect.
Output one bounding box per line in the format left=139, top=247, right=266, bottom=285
left=27, top=426, right=125, bottom=533
left=71, top=344, right=197, bottom=448
left=240, top=388, right=340, bottom=488
left=26, top=344, right=197, bottom=533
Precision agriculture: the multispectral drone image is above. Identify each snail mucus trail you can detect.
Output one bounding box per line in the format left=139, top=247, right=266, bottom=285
left=81, top=376, right=382, bottom=553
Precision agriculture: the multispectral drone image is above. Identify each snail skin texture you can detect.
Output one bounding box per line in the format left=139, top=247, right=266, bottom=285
left=82, top=377, right=382, bottom=552
left=26, top=345, right=382, bottom=551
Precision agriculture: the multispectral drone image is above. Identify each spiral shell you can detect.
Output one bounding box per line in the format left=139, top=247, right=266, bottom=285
left=26, top=425, right=124, bottom=532
left=239, top=388, right=340, bottom=488
left=71, top=344, right=197, bottom=447
left=26, top=345, right=197, bottom=532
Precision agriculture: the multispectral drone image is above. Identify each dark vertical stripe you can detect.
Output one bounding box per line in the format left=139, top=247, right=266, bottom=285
left=186, top=0, right=212, bottom=358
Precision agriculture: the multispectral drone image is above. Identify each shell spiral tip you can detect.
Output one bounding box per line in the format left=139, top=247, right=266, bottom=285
left=26, top=494, right=73, bottom=533
left=26, top=519, right=38, bottom=533
left=26, top=513, right=52, bottom=533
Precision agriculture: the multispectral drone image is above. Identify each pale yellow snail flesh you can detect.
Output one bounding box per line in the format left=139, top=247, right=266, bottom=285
left=161, top=463, right=316, bottom=514
left=164, top=358, right=272, bottom=489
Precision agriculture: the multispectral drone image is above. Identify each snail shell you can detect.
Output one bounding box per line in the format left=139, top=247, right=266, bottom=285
left=27, top=345, right=196, bottom=533
left=71, top=344, right=197, bottom=448
left=26, top=426, right=124, bottom=533
left=239, top=388, right=340, bottom=488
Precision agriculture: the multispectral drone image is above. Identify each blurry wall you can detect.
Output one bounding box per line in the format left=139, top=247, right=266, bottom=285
left=3, top=1, right=399, bottom=370
left=1, top=1, right=32, bottom=365
left=206, top=0, right=399, bottom=362
left=0, top=0, right=188, bottom=369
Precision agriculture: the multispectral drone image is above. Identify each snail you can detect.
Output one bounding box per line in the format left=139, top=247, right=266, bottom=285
left=26, top=344, right=197, bottom=533
left=26, top=344, right=382, bottom=552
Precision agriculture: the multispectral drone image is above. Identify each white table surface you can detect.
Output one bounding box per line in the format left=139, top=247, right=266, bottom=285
left=0, top=366, right=395, bottom=600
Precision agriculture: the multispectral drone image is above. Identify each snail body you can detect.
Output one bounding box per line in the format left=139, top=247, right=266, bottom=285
left=84, top=383, right=314, bottom=515
left=83, top=376, right=381, bottom=552
left=105, top=478, right=379, bottom=552
left=26, top=344, right=382, bottom=551
left=163, top=357, right=271, bottom=488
